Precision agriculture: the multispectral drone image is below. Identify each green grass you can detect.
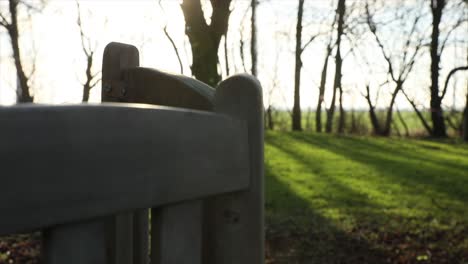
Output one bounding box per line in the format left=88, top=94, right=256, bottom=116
left=265, top=131, right=468, bottom=263
left=270, top=110, right=464, bottom=136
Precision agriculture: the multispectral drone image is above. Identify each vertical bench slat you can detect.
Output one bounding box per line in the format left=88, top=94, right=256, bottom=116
left=151, top=201, right=203, bottom=264
left=42, top=219, right=107, bottom=264
left=133, top=210, right=150, bottom=264
left=204, top=74, right=264, bottom=264
left=113, top=212, right=134, bottom=264
left=102, top=42, right=148, bottom=264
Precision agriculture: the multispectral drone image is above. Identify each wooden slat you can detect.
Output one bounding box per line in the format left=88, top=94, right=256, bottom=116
left=133, top=210, right=149, bottom=264
left=102, top=41, right=143, bottom=264
left=204, top=74, right=264, bottom=264
left=0, top=104, right=249, bottom=236
left=151, top=201, right=203, bottom=264
left=42, top=219, right=107, bottom=264
left=123, top=67, right=215, bottom=111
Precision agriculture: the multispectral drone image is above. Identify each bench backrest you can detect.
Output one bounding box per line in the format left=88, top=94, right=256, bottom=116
left=0, top=42, right=264, bottom=264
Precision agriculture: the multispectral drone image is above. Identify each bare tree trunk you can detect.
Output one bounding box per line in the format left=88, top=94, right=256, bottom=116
left=396, top=107, right=410, bottom=137
left=382, top=84, right=400, bottom=136
left=76, top=1, right=99, bottom=102
left=325, top=0, right=345, bottom=133
left=224, top=33, right=229, bottom=77
left=266, top=106, right=274, bottom=130
left=292, top=0, right=304, bottom=131
left=239, top=7, right=249, bottom=73
left=181, top=0, right=231, bottom=87
left=463, top=92, right=468, bottom=141
left=316, top=45, right=332, bottom=132
left=338, top=87, right=345, bottom=133
left=392, top=120, right=402, bottom=137
left=82, top=57, right=93, bottom=102
left=6, top=0, right=33, bottom=102
left=429, top=0, right=447, bottom=137
left=163, top=26, right=184, bottom=75
left=251, top=0, right=257, bottom=77
left=350, top=108, right=356, bottom=133
left=401, top=88, right=433, bottom=135
left=364, top=85, right=382, bottom=135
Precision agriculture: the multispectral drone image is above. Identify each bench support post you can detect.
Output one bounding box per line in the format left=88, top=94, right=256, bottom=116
left=204, top=74, right=264, bottom=264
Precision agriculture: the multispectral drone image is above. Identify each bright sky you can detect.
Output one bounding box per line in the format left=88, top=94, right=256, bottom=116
left=0, top=0, right=466, bottom=110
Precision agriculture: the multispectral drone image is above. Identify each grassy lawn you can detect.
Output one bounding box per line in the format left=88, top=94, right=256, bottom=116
left=265, top=131, right=468, bottom=264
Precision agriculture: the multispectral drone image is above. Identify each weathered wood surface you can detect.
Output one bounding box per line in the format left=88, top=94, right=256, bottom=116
left=0, top=104, right=249, bottom=236
left=204, top=74, right=264, bottom=264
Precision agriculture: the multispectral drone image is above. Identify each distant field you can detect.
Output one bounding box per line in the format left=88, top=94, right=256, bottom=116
left=265, top=131, right=468, bottom=264
left=269, top=110, right=464, bottom=137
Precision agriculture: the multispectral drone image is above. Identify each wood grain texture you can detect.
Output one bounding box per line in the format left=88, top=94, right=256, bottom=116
left=0, top=104, right=249, bottom=236
left=204, top=74, right=264, bottom=264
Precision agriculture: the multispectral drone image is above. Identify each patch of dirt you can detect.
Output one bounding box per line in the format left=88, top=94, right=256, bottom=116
left=266, top=223, right=468, bottom=264
left=0, top=233, right=40, bottom=264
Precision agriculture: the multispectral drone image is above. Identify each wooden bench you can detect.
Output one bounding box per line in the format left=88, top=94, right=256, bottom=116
left=0, top=42, right=264, bottom=264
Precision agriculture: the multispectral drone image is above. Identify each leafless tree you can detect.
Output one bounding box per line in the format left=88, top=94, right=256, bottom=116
left=315, top=5, right=337, bottom=133
left=238, top=5, right=250, bottom=73
left=292, top=0, right=305, bottom=131
left=180, top=0, right=231, bottom=87
left=0, top=0, right=43, bottom=102
left=325, top=0, right=346, bottom=133
left=158, top=0, right=184, bottom=75
left=316, top=41, right=333, bottom=132
left=251, top=0, right=257, bottom=77
left=429, top=0, right=447, bottom=136
left=76, top=1, right=100, bottom=102
left=463, top=91, right=468, bottom=141
left=364, top=1, right=425, bottom=136
left=398, top=0, right=467, bottom=137
left=292, top=0, right=320, bottom=131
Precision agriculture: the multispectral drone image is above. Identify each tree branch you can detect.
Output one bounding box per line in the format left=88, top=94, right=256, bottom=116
left=163, top=26, right=184, bottom=75
left=365, top=3, right=397, bottom=83
left=158, top=0, right=184, bottom=74
left=209, top=0, right=231, bottom=45
left=439, top=16, right=468, bottom=56
left=0, top=12, right=9, bottom=28
left=76, top=1, right=91, bottom=57
left=400, top=14, right=421, bottom=75
left=440, top=65, right=468, bottom=100
left=401, top=88, right=432, bottom=134
left=300, top=33, right=319, bottom=54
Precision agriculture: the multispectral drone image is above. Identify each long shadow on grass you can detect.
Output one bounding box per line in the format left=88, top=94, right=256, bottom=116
left=288, top=133, right=468, bottom=204
left=266, top=137, right=384, bottom=217
left=265, top=165, right=389, bottom=264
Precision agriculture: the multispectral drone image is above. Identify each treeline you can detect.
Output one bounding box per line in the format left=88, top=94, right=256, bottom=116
left=1, top=0, right=467, bottom=140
